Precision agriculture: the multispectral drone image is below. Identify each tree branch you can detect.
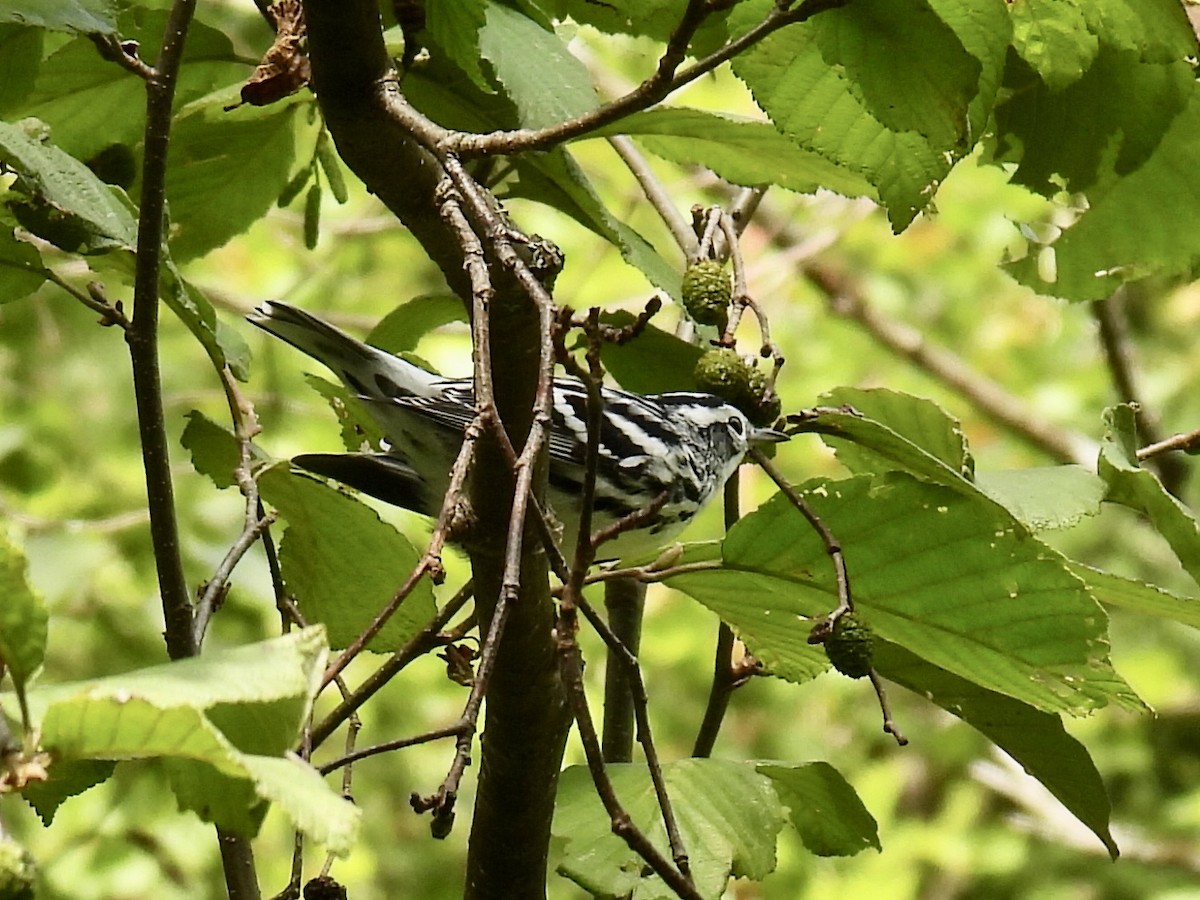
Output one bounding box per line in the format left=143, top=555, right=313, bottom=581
left=128, top=0, right=197, bottom=662
left=434, top=0, right=849, bottom=156
left=110, top=0, right=263, bottom=890
left=805, top=261, right=1098, bottom=466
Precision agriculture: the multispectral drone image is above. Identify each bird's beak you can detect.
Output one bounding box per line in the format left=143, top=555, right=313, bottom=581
left=749, top=426, right=789, bottom=446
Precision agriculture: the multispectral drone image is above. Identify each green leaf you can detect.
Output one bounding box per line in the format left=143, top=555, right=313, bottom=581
left=164, top=756, right=267, bottom=836
left=303, top=374, right=387, bottom=453
left=669, top=474, right=1137, bottom=715
left=1076, top=0, right=1198, bottom=62
left=258, top=465, right=436, bottom=651
left=0, top=228, right=47, bottom=303
left=180, top=410, right=269, bottom=489
left=480, top=2, right=597, bottom=129
left=165, top=100, right=304, bottom=260
left=875, top=641, right=1119, bottom=857
left=425, top=0, right=490, bottom=91
left=816, top=387, right=973, bottom=479
left=0, top=118, right=136, bottom=252
left=163, top=752, right=360, bottom=853
left=589, top=108, right=875, bottom=200
left=0, top=0, right=116, bottom=34
left=27, top=627, right=327, bottom=720
left=597, top=312, right=704, bottom=395
left=0, top=530, right=47, bottom=692
left=557, top=0, right=731, bottom=48
left=1069, top=562, right=1200, bottom=630
left=997, top=48, right=1192, bottom=200
left=731, top=0, right=1009, bottom=228
left=1009, top=0, right=1098, bottom=90
left=20, top=758, right=115, bottom=825
left=239, top=753, right=359, bottom=853
left=554, top=759, right=784, bottom=899
left=814, top=0, right=983, bottom=146
left=20, top=14, right=244, bottom=160
left=1007, top=88, right=1200, bottom=301
left=0, top=26, right=42, bottom=115
left=16, top=629, right=357, bottom=848
left=1097, top=404, right=1200, bottom=587
left=158, top=264, right=253, bottom=381
left=508, top=147, right=678, bottom=292
left=757, top=762, right=880, bottom=857
left=974, top=466, right=1106, bottom=532
left=368, top=293, right=467, bottom=354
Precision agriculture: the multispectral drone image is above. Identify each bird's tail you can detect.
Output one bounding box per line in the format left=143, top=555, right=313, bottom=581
left=247, top=301, right=438, bottom=399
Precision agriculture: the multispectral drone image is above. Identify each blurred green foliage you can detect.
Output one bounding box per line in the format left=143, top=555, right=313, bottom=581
left=3, top=1, right=1200, bottom=898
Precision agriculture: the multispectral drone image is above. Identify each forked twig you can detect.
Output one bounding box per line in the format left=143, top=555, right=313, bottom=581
left=550, top=310, right=693, bottom=877
left=749, top=449, right=907, bottom=744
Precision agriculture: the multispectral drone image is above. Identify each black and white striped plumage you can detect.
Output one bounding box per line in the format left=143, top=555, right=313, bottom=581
left=248, top=301, right=785, bottom=559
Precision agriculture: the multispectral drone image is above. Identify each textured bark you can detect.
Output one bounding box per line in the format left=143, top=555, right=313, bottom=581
left=303, top=3, right=571, bottom=894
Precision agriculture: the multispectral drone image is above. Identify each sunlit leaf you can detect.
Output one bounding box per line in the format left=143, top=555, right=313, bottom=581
left=480, top=3, right=597, bottom=129
left=1069, top=563, right=1200, bottom=630
left=816, top=387, right=973, bottom=479
left=589, top=108, right=875, bottom=200
left=21, top=14, right=243, bottom=160
left=670, top=473, right=1137, bottom=714
left=165, top=100, right=305, bottom=260
left=758, top=762, right=879, bottom=857
left=0, top=530, right=47, bottom=691
left=259, top=465, right=436, bottom=651
left=554, top=759, right=784, bottom=899
left=975, top=466, right=1106, bottom=531
left=1009, top=0, right=1098, bottom=90
left=731, top=0, right=1009, bottom=228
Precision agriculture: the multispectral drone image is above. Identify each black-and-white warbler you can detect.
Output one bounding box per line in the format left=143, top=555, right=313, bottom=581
left=248, top=301, right=786, bottom=559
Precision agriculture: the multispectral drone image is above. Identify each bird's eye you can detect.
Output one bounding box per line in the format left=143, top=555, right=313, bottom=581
left=728, top=416, right=745, bottom=436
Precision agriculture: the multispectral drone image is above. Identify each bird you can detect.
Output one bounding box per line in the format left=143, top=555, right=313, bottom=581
left=247, top=301, right=786, bottom=560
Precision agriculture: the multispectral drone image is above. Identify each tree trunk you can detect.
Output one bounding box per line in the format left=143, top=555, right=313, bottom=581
left=304, top=3, right=572, bottom=894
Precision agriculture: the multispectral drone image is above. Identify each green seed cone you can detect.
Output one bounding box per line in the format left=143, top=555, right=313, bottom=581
left=824, top=613, right=875, bottom=679
left=681, top=260, right=731, bottom=329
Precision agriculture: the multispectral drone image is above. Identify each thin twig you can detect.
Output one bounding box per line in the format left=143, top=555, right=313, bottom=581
left=692, top=476, right=743, bottom=758
left=89, top=33, right=156, bottom=80
left=415, top=160, right=564, bottom=839
left=551, top=312, right=692, bottom=879
left=750, top=448, right=852, bottom=623
left=109, top=0, right=261, bottom=887
left=1139, top=428, right=1200, bottom=460
left=608, top=134, right=697, bottom=258
left=127, top=0, right=198, bottom=663
left=192, top=508, right=276, bottom=644
left=319, top=723, right=462, bottom=775
left=439, top=0, right=849, bottom=156
left=729, top=185, right=768, bottom=230
left=1092, top=292, right=1187, bottom=495
left=308, top=581, right=474, bottom=750
left=869, top=670, right=908, bottom=746
left=555, top=623, right=703, bottom=899
left=716, top=212, right=783, bottom=407
left=44, top=272, right=131, bottom=328
left=806, top=261, right=1097, bottom=466
left=320, top=559, right=439, bottom=689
